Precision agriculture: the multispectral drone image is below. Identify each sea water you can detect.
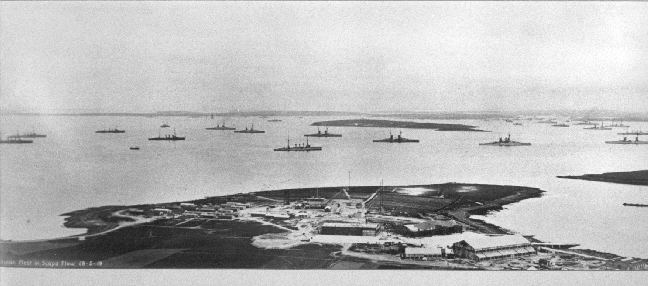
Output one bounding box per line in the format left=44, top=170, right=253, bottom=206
left=1, top=115, right=647, bottom=258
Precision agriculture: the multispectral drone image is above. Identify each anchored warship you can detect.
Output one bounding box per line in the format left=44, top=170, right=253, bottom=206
left=206, top=123, right=236, bottom=130
left=373, top=131, right=419, bottom=143
left=274, top=138, right=322, bottom=152
left=618, top=130, right=648, bottom=135
left=96, top=128, right=125, bottom=133
left=148, top=129, right=185, bottom=141
left=0, top=132, right=33, bottom=144
left=7, top=131, right=46, bottom=138
left=160, top=124, right=170, bottom=128
left=584, top=123, right=611, bottom=130
left=605, top=136, right=648, bottom=145
left=234, top=124, right=265, bottom=134
left=479, top=134, right=531, bottom=146
left=304, top=127, right=342, bottom=137
left=552, top=123, right=569, bottom=127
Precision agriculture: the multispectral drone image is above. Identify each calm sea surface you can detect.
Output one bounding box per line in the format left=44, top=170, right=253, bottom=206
left=1, top=115, right=647, bottom=258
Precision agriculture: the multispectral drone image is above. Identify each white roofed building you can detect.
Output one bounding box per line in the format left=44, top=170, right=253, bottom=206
left=451, top=234, right=535, bottom=261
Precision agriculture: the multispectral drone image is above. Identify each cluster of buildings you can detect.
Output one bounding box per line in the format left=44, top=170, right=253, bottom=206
left=132, top=201, right=252, bottom=220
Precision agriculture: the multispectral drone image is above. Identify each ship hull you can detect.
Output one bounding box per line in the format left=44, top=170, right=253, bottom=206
left=373, top=139, right=419, bottom=143
left=0, top=140, right=33, bottom=144
left=618, top=132, right=648, bottom=135
left=234, top=131, right=265, bottom=133
left=96, top=131, right=125, bottom=133
left=206, top=127, right=236, bottom=130
left=274, top=147, right=322, bottom=151
left=479, top=142, right=531, bottom=146
left=605, top=141, right=648, bottom=144
left=8, top=134, right=46, bottom=138
left=148, top=137, right=185, bottom=141
left=304, top=134, right=342, bottom=137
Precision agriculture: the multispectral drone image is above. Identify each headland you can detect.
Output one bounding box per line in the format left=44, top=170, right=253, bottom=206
left=557, top=170, right=648, bottom=186
left=311, top=119, right=486, bottom=132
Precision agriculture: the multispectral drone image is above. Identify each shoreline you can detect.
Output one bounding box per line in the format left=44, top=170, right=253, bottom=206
left=2, top=182, right=646, bottom=269
left=557, top=170, right=648, bottom=186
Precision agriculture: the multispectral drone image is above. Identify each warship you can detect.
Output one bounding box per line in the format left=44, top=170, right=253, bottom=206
left=274, top=138, right=322, bottom=152
left=206, top=123, right=236, bottom=130
left=551, top=123, right=570, bottom=127
left=96, top=128, right=125, bottom=133
left=304, top=127, right=342, bottom=137
left=7, top=131, right=46, bottom=138
left=160, top=124, right=170, bottom=128
left=574, top=121, right=595, bottom=125
left=148, top=129, right=185, bottom=141
left=129, top=146, right=140, bottom=150
left=618, top=130, right=648, bottom=135
left=605, top=136, right=648, bottom=145
left=479, top=134, right=531, bottom=146
left=0, top=132, right=33, bottom=144
left=584, top=123, right=611, bottom=130
left=267, top=119, right=282, bottom=122
left=233, top=124, right=265, bottom=134
left=373, top=131, right=419, bottom=143
left=604, top=122, right=630, bottom=128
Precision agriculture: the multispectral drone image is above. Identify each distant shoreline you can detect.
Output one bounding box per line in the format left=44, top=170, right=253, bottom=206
left=311, top=119, right=487, bottom=132
left=557, top=170, right=648, bottom=186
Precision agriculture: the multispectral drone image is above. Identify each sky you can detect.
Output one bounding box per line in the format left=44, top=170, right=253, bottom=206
left=1, top=2, right=647, bottom=113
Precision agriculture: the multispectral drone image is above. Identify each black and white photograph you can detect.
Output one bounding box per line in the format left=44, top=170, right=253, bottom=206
left=1, top=1, right=647, bottom=285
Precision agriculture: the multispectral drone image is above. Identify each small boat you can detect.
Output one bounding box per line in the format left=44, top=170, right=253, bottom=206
left=160, top=124, right=170, bottom=128
left=274, top=138, right=322, bottom=152
left=304, top=127, right=342, bottom=137
left=129, top=146, right=140, bottom=150
left=605, top=136, right=648, bottom=145
left=149, top=129, right=185, bottom=141
left=233, top=124, right=265, bottom=134
left=479, top=134, right=531, bottom=146
left=373, top=131, right=419, bottom=143
left=95, top=128, right=125, bottom=133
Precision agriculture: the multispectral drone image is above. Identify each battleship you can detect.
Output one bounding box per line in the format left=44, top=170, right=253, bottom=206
left=373, top=131, right=419, bottom=143
left=618, top=130, right=648, bottom=135
left=7, top=131, right=46, bottom=138
left=95, top=128, right=125, bottom=133
left=304, top=127, right=342, bottom=137
left=605, top=136, right=648, bottom=145
left=604, top=123, right=630, bottom=128
left=233, top=124, right=265, bottom=134
left=160, top=124, right=170, bottom=128
left=148, top=129, right=185, bottom=141
left=479, top=134, right=531, bottom=146
left=0, top=133, right=33, bottom=144
left=206, top=123, right=236, bottom=130
left=551, top=123, right=569, bottom=127
left=273, top=138, right=322, bottom=152
left=584, top=123, right=611, bottom=130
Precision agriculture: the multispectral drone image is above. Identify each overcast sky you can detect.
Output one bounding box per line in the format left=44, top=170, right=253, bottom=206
left=1, top=2, right=647, bottom=113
